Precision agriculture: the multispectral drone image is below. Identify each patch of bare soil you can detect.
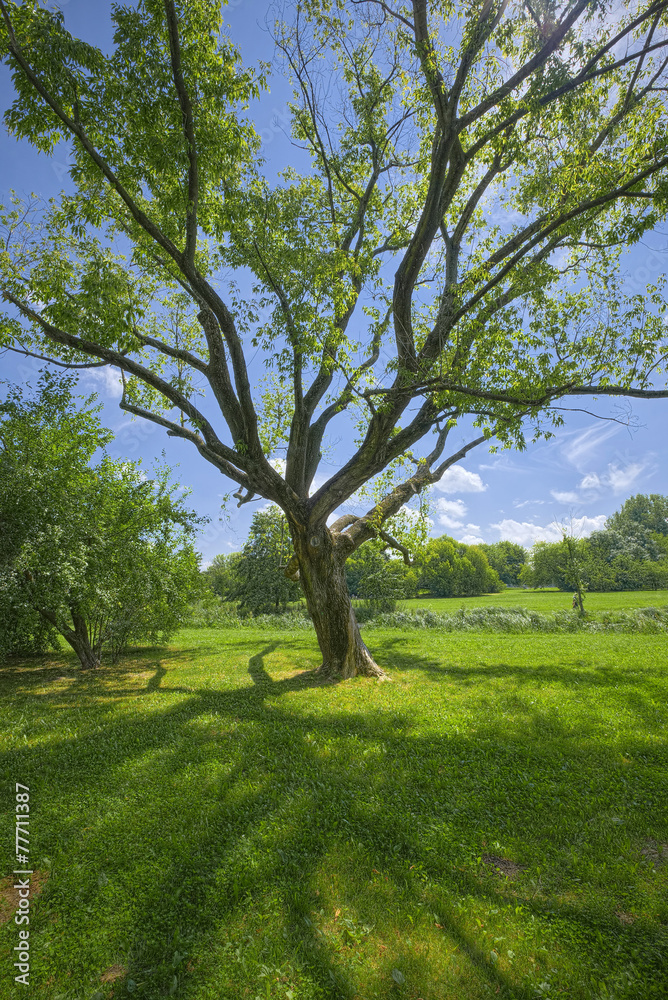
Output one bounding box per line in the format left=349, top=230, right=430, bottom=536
left=616, top=911, right=637, bottom=926
left=482, top=854, right=527, bottom=878
left=641, top=840, right=668, bottom=866
left=0, top=870, right=48, bottom=925
left=100, top=965, right=128, bottom=983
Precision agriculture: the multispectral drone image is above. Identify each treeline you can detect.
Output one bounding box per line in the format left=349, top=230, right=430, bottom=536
left=204, top=507, right=524, bottom=615
left=205, top=494, right=668, bottom=616
left=520, top=495, right=668, bottom=592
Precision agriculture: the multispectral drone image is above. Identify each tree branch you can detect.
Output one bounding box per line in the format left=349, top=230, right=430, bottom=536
left=119, top=399, right=252, bottom=486
left=163, top=0, right=199, bottom=265
left=0, top=0, right=182, bottom=265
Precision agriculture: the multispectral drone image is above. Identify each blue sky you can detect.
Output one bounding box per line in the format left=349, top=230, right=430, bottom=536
left=1, top=0, right=667, bottom=564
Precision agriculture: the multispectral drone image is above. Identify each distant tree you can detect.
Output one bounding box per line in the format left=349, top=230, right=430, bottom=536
left=523, top=540, right=568, bottom=590
left=0, top=374, right=201, bottom=668
left=479, top=541, right=526, bottom=587
left=234, top=507, right=301, bottom=614
left=204, top=551, right=242, bottom=601
left=345, top=541, right=417, bottom=603
left=419, top=536, right=501, bottom=597
left=561, top=533, right=587, bottom=614
left=607, top=495, right=668, bottom=538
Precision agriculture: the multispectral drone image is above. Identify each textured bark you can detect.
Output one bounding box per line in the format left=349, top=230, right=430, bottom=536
left=68, top=613, right=101, bottom=670
left=291, top=526, right=389, bottom=680
left=37, top=607, right=100, bottom=670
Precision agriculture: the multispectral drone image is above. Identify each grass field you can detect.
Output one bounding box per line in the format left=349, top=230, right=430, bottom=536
left=1, top=625, right=667, bottom=999
left=399, top=589, right=668, bottom=614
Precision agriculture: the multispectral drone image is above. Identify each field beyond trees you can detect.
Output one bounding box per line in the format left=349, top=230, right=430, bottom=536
left=400, top=589, right=668, bottom=613
left=2, top=616, right=667, bottom=999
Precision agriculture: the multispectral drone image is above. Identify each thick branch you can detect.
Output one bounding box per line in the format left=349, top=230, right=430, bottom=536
left=378, top=529, right=412, bottom=565
left=119, top=400, right=253, bottom=487
left=1, top=289, right=248, bottom=469
left=163, top=0, right=199, bottom=265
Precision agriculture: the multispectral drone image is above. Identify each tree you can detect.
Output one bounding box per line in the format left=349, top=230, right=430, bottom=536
left=522, top=540, right=568, bottom=589
left=1, top=1, right=668, bottom=678
left=233, top=507, right=302, bottom=614
left=479, top=541, right=527, bottom=587
left=0, top=374, right=201, bottom=668
left=345, top=540, right=417, bottom=601
left=348, top=542, right=416, bottom=612
left=418, top=536, right=502, bottom=597
left=204, top=551, right=242, bottom=602
left=561, top=533, right=587, bottom=614
left=606, top=494, right=668, bottom=538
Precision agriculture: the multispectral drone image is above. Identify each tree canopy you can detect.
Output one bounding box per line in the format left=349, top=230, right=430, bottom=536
left=606, top=493, right=668, bottom=537
left=0, top=372, right=202, bottom=667
left=1, top=0, right=668, bottom=677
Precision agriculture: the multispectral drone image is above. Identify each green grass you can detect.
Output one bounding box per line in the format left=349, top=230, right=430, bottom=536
left=400, top=588, right=668, bottom=613
left=1, top=627, right=668, bottom=999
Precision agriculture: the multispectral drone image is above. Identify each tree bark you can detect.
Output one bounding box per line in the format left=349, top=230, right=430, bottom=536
left=290, top=526, right=389, bottom=680
left=37, top=607, right=101, bottom=670
left=68, top=612, right=101, bottom=670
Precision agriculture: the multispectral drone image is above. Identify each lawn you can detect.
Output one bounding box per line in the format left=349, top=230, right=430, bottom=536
left=399, top=589, right=668, bottom=614
left=1, top=627, right=667, bottom=999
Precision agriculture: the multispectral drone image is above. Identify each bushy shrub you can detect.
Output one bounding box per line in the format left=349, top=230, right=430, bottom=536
left=0, top=592, right=58, bottom=660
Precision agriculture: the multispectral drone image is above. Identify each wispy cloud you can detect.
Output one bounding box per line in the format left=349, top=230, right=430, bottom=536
left=550, top=460, right=647, bottom=507
left=84, top=367, right=123, bottom=400
left=607, top=462, right=645, bottom=495
left=561, top=423, right=621, bottom=470
left=551, top=490, right=580, bottom=504
left=513, top=498, right=546, bottom=508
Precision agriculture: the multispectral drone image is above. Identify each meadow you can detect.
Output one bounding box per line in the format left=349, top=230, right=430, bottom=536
left=399, top=589, right=668, bottom=614
left=1, top=605, right=667, bottom=999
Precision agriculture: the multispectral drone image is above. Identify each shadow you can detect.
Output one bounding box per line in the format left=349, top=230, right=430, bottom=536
left=145, top=663, right=167, bottom=692
left=1, top=632, right=667, bottom=999
left=248, top=642, right=281, bottom=687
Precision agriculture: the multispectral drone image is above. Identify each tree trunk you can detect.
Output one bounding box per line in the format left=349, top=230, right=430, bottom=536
left=37, top=607, right=100, bottom=670
left=292, top=527, right=388, bottom=681
left=68, top=612, right=102, bottom=670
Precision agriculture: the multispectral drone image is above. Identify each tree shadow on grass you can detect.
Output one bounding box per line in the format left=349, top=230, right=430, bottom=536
left=376, top=634, right=668, bottom=700
left=1, top=636, right=667, bottom=999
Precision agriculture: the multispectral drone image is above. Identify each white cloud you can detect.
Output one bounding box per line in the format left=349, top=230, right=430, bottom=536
left=84, top=367, right=123, bottom=399
left=461, top=532, right=484, bottom=545
left=607, top=462, right=645, bottom=495
left=433, top=498, right=467, bottom=530
left=434, top=499, right=467, bottom=517
left=550, top=490, right=580, bottom=504
left=491, top=515, right=607, bottom=547
left=437, top=515, right=464, bottom=530
left=434, top=466, right=487, bottom=494
left=466, top=522, right=480, bottom=531
left=550, top=461, right=647, bottom=507
left=513, top=499, right=545, bottom=509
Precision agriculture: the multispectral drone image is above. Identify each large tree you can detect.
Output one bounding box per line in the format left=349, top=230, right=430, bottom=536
left=1, top=1, right=668, bottom=679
